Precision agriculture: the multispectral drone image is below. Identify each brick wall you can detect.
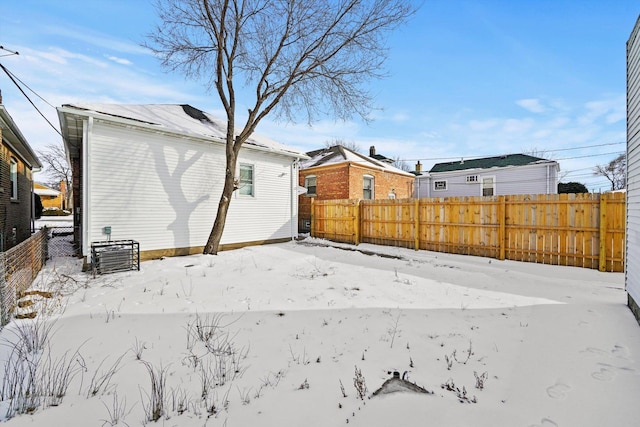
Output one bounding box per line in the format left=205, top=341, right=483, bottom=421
left=298, top=163, right=415, bottom=231
left=0, top=142, right=33, bottom=250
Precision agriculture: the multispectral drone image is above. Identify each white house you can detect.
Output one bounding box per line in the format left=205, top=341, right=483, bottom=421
left=57, top=103, right=307, bottom=262
left=626, top=15, right=640, bottom=324
left=414, top=154, right=559, bottom=198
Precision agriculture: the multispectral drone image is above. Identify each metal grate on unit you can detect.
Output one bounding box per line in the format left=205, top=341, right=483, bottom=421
left=91, top=240, right=140, bottom=275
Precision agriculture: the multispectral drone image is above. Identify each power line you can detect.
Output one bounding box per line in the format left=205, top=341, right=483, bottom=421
left=0, top=61, right=62, bottom=138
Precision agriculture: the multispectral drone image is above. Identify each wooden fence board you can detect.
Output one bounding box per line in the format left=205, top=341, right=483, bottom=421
left=311, top=193, right=625, bottom=272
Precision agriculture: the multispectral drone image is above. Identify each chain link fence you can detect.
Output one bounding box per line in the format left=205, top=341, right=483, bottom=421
left=0, top=229, right=48, bottom=325
left=44, top=226, right=76, bottom=258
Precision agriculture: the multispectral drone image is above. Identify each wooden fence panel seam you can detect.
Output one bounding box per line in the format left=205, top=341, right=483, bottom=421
left=310, top=193, right=625, bottom=272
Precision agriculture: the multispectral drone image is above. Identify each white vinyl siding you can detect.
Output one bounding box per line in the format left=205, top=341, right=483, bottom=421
left=626, top=17, right=640, bottom=307
left=416, top=163, right=558, bottom=198
left=84, top=120, right=296, bottom=254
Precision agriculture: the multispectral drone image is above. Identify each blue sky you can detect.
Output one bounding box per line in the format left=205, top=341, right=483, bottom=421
left=0, top=0, right=637, bottom=191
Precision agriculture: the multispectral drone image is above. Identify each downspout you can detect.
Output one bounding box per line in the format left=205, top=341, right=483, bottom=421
left=30, top=166, right=42, bottom=234
left=82, top=116, right=92, bottom=259
left=291, top=158, right=299, bottom=240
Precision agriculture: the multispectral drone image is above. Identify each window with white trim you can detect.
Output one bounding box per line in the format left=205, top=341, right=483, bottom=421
left=482, top=176, right=495, bottom=196
left=466, top=175, right=478, bottom=183
left=10, top=158, right=17, bottom=200
left=238, top=164, right=254, bottom=196
left=305, top=175, right=317, bottom=196
left=363, top=175, right=374, bottom=200
left=434, top=180, right=447, bottom=191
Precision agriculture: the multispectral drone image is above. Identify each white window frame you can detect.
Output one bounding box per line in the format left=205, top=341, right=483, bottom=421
left=434, top=180, right=447, bottom=191
left=238, top=163, right=255, bottom=197
left=10, top=157, right=18, bottom=200
left=466, top=175, right=478, bottom=183
left=305, top=175, right=317, bottom=196
left=363, top=175, right=374, bottom=200
left=481, top=176, right=495, bottom=197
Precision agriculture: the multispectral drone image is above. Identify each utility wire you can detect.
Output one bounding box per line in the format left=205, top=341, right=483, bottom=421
left=0, top=61, right=62, bottom=138
left=401, top=142, right=625, bottom=163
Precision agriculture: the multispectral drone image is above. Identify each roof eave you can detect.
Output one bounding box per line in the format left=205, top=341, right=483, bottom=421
left=0, top=105, right=42, bottom=169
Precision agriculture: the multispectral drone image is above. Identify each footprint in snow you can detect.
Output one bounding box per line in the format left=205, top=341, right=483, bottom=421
left=529, top=418, right=558, bottom=427
left=546, top=381, right=571, bottom=400
left=591, top=362, right=636, bottom=381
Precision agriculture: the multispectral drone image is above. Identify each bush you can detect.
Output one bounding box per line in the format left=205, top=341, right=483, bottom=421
left=41, top=209, right=71, bottom=217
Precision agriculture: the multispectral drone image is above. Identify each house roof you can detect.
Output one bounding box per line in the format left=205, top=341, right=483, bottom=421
left=301, top=145, right=414, bottom=176
left=430, top=154, right=556, bottom=173
left=0, top=104, right=42, bottom=170
left=34, top=183, right=60, bottom=197
left=57, top=103, right=308, bottom=159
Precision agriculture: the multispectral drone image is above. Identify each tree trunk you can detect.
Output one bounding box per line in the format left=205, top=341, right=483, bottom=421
left=203, top=178, right=235, bottom=254
left=203, top=149, right=238, bottom=255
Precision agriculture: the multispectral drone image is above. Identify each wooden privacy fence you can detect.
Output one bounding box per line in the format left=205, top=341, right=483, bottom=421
left=310, top=192, right=626, bottom=272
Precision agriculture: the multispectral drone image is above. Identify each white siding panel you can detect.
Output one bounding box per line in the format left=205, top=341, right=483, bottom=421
left=86, top=121, right=294, bottom=254
left=426, top=164, right=557, bottom=198
left=627, top=16, right=640, bottom=306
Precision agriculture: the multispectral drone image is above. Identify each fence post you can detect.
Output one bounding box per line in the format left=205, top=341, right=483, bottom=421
left=310, top=198, right=315, bottom=238
left=498, top=196, right=506, bottom=260
left=599, top=193, right=608, bottom=272
left=354, top=199, right=361, bottom=245
left=414, top=198, right=420, bottom=250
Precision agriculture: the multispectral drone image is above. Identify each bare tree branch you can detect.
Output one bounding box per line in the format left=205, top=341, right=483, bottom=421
left=593, top=153, right=626, bottom=191
left=36, top=143, right=72, bottom=209
left=144, top=0, right=416, bottom=254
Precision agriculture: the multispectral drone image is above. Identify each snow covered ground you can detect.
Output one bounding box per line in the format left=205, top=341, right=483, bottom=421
left=1, top=239, right=639, bottom=426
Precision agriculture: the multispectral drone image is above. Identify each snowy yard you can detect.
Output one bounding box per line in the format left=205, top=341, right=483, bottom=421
left=1, top=239, right=639, bottom=426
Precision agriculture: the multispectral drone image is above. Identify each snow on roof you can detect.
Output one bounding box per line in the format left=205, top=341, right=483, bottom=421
left=34, top=188, right=60, bottom=197
left=61, top=103, right=307, bottom=159
left=301, top=145, right=414, bottom=176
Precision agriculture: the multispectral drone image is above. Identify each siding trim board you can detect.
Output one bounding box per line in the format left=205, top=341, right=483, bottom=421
left=627, top=14, right=640, bottom=324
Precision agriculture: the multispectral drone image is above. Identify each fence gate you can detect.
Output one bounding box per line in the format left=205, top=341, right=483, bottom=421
left=43, top=226, right=76, bottom=258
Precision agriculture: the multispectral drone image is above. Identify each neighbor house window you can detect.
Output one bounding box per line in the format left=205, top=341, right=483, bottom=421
left=10, top=158, right=17, bottom=200
left=482, top=177, right=495, bottom=196
left=434, top=180, right=447, bottom=191
left=363, top=175, right=374, bottom=199
left=466, top=175, right=478, bottom=183
left=305, top=175, right=317, bottom=196
left=238, top=164, right=254, bottom=196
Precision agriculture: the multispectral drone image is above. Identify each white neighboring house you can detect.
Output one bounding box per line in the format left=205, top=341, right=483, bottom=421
left=414, top=154, right=559, bottom=198
left=57, top=103, right=308, bottom=262
left=627, top=15, right=640, bottom=325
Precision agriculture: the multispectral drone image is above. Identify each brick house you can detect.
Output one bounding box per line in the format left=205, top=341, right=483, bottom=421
left=298, top=145, right=415, bottom=231
left=0, top=94, right=42, bottom=250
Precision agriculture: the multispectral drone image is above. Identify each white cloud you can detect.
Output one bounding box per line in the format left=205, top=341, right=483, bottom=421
left=106, top=55, right=133, bottom=66
left=580, top=95, right=625, bottom=125
left=516, top=98, right=545, bottom=113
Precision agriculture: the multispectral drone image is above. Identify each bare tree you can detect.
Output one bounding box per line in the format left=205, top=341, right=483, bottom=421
left=36, top=143, right=72, bottom=210
left=324, top=138, right=361, bottom=153
left=146, top=0, right=415, bottom=254
left=391, top=156, right=411, bottom=172
left=593, top=153, right=626, bottom=191
left=522, top=147, right=555, bottom=160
